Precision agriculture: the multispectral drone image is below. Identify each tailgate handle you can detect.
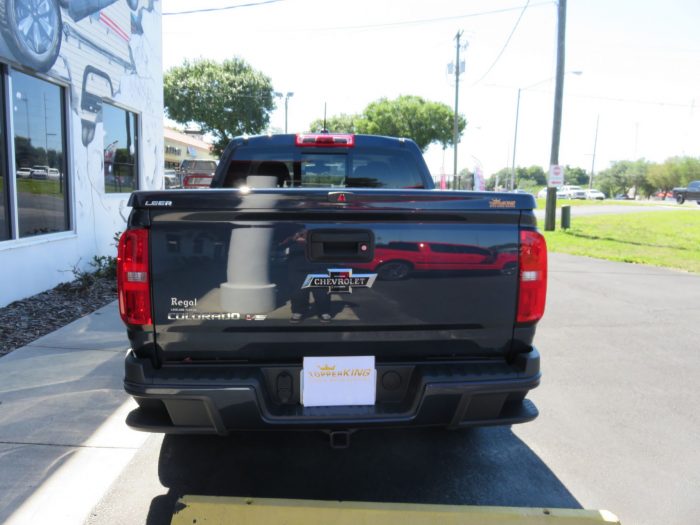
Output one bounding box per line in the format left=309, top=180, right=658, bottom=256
left=308, top=231, right=374, bottom=262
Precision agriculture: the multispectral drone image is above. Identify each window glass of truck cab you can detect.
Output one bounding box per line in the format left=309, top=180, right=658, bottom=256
left=221, top=147, right=425, bottom=189
left=103, top=103, right=138, bottom=193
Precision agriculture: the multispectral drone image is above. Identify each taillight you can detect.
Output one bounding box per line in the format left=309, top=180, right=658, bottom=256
left=517, top=230, right=547, bottom=324
left=295, top=133, right=355, bottom=147
left=183, top=174, right=213, bottom=188
left=117, top=229, right=152, bottom=326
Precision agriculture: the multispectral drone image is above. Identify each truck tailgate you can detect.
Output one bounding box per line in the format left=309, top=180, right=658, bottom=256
left=137, top=189, right=534, bottom=361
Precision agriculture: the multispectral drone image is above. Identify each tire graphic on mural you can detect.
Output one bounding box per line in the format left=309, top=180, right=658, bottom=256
left=0, top=0, right=63, bottom=73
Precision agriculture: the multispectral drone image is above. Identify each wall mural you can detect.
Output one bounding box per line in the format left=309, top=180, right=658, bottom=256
left=0, top=0, right=158, bottom=145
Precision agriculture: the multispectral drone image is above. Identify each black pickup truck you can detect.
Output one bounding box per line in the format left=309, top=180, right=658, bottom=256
left=672, top=180, right=700, bottom=204
left=118, top=133, right=547, bottom=444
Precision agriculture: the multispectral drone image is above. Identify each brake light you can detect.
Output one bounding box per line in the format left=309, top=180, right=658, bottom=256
left=117, top=229, right=152, bottom=326
left=183, top=174, right=213, bottom=188
left=295, top=134, right=355, bottom=147
left=517, top=230, right=547, bottom=324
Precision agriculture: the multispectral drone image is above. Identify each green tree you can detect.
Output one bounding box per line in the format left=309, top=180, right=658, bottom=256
left=647, top=162, right=676, bottom=192
left=514, top=165, right=547, bottom=189
left=456, top=167, right=473, bottom=190
left=564, top=166, right=589, bottom=186
left=309, top=113, right=362, bottom=133
left=594, top=159, right=649, bottom=197
left=490, top=168, right=511, bottom=190
left=164, top=58, right=275, bottom=155
left=670, top=156, right=700, bottom=186
left=312, top=95, right=466, bottom=152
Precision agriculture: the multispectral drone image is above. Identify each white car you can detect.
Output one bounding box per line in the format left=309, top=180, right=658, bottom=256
left=538, top=186, right=568, bottom=199
left=585, top=189, right=606, bottom=200
left=558, top=185, right=587, bottom=199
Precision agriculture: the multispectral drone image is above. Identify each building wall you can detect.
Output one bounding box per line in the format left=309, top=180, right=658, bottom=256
left=164, top=128, right=217, bottom=169
left=0, top=0, right=163, bottom=307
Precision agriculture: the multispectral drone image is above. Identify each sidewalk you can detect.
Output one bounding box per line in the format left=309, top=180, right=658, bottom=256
left=0, top=301, right=148, bottom=525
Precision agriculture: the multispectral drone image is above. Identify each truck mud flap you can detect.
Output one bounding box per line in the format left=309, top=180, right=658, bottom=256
left=171, top=496, right=620, bottom=525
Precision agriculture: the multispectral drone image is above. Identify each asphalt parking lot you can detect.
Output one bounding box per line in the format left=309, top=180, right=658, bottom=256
left=82, top=253, right=700, bottom=525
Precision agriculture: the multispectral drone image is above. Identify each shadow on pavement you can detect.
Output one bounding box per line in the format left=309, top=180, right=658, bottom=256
left=146, top=426, right=580, bottom=524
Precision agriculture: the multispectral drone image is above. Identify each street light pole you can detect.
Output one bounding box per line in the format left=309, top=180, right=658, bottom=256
left=510, top=88, right=521, bottom=191
left=453, top=30, right=464, bottom=190
left=284, top=92, right=293, bottom=134
left=589, top=114, right=599, bottom=189
left=274, top=91, right=294, bottom=133
left=510, top=71, right=581, bottom=193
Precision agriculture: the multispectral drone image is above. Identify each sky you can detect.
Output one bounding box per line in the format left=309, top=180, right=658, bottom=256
left=162, top=0, right=700, bottom=181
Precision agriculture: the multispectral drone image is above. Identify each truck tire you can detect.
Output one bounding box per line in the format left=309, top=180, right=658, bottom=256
left=676, top=195, right=685, bottom=205
left=377, top=261, right=412, bottom=281
left=0, top=0, right=62, bottom=73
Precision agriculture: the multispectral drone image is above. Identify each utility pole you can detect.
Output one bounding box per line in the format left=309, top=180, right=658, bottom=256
left=589, top=114, right=599, bottom=189
left=544, top=0, right=567, bottom=231
left=452, top=30, right=464, bottom=190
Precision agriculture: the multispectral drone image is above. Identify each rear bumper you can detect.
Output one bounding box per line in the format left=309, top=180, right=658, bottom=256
left=124, top=349, right=540, bottom=434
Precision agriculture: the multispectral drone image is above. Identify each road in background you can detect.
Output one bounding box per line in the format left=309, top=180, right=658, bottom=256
left=534, top=201, right=700, bottom=221
left=85, top=253, right=700, bottom=525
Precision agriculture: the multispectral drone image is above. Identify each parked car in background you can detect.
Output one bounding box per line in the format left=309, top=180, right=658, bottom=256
left=654, top=191, right=674, bottom=200
left=672, top=181, right=700, bottom=205
left=614, top=193, right=633, bottom=200
left=180, top=159, right=218, bottom=189
left=511, top=189, right=531, bottom=195
left=16, top=167, right=31, bottom=178
left=558, top=185, right=586, bottom=199
left=163, top=169, right=181, bottom=189
left=584, top=189, right=605, bottom=200
left=30, top=165, right=49, bottom=179
left=537, top=187, right=548, bottom=199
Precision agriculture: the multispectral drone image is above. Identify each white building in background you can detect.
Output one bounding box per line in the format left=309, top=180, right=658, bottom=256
left=0, top=0, right=163, bottom=307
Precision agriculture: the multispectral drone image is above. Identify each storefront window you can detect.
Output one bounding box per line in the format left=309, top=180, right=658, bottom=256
left=12, top=70, right=69, bottom=238
left=0, top=72, right=8, bottom=241
left=103, top=103, right=138, bottom=193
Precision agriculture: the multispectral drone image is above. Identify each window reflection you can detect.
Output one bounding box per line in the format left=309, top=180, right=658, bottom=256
left=103, top=103, right=138, bottom=193
left=12, top=70, right=69, bottom=238
left=0, top=74, right=8, bottom=241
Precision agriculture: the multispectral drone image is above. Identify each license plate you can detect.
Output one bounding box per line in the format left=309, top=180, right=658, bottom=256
left=301, top=356, right=376, bottom=407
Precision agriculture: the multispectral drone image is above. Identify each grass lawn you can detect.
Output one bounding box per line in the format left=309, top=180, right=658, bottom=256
left=544, top=210, right=700, bottom=274
left=17, top=178, right=62, bottom=194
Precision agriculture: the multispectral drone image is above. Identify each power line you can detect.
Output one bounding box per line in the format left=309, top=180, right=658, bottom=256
left=471, top=0, right=532, bottom=86
left=292, top=2, right=551, bottom=33
left=163, top=0, right=283, bottom=16
left=483, top=82, right=700, bottom=109
left=306, top=1, right=549, bottom=32
left=164, top=1, right=551, bottom=28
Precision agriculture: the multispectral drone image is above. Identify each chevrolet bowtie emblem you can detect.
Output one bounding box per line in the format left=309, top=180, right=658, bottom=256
left=302, top=268, right=377, bottom=294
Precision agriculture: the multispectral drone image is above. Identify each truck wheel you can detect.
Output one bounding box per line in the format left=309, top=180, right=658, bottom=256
left=377, top=261, right=412, bottom=281
left=0, top=0, right=63, bottom=73
left=676, top=195, right=685, bottom=205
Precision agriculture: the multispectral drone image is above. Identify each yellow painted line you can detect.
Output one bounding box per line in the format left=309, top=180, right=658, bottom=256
left=171, top=496, right=621, bottom=525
